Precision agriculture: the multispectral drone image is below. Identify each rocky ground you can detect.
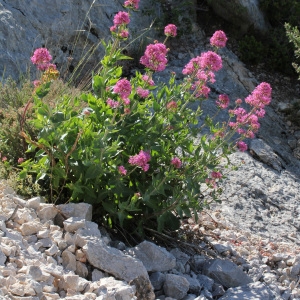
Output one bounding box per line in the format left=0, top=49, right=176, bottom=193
left=1, top=16, right=300, bottom=300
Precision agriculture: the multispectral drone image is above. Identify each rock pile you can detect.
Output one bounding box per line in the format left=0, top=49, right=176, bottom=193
left=1, top=180, right=300, bottom=300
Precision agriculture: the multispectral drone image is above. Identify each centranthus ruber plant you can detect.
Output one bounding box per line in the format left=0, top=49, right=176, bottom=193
left=20, top=0, right=272, bottom=233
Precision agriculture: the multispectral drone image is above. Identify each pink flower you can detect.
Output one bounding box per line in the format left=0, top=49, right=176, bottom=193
left=113, top=78, right=132, bottom=100
left=31, top=48, right=52, bottom=65
left=216, top=94, right=230, bottom=109
left=210, top=30, right=228, bottom=48
left=83, top=109, right=91, bottom=116
left=106, top=98, right=120, bottom=108
left=205, top=178, right=216, bottom=189
left=236, top=141, right=248, bottom=152
left=211, top=171, right=222, bottom=179
left=18, top=158, right=24, bottom=164
left=200, top=51, right=222, bottom=72
left=255, top=108, right=265, bottom=118
left=214, top=130, right=225, bottom=138
left=124, top=108, right=131, bottom=114
left=136, top=87, right=150, bottom=98
left=182, top=52, right=222, bottom=77
left=196, top=70, right=208, bottom=82
left=36, top=63, right=50, bottom=71
left=235, top=98, right=242, bottom=105
left=229, top=121, right=237, bottom=129
left=142, top=75, right=155, bottom=86
left=33, top=80, right=41, bottom=87
left=164, top=24, right=177, bottom=37
left=245, top=82, right=272, bottom=108
left=37, top=63, right=57, bottom=72
left=140, top=43, right=168, bottom=72
left=123, top=98, right=130, bottom=105
left=118, top=165, right=127, bottom=176
left=113, top=11, right=130, bottom=26
left=110, top=25, right=117, bottom=32
left=182, top=57, right=202, bottom=75
left=166, top=101, right=177, bottom=111
left=120, top=30, right=129, bottom=39
left=124, top=0, right=139, bottom=9
left=245, top=130, right=255, bottom=139
left=171, top=157, right=182, bottom=168
left=128, top=150, right=151, bottom=172
left=2, top=156, right=7, bottom=162
left=193, top=83, right=210, bottom=98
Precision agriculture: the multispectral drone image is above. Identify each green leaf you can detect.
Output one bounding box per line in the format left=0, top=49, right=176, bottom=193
left=51, top=112, right=65, bottom=123
left=92, top=75, right=104, bottom=93
left=35, top=82, right=51, bottom=99
left=19, top=170, right=27, bottom=179
left=37, top=107, right=50, bottom=117
left=117, top=54, right=133, bottom=60
left=102, top=201, right=117, bottom=214
left=85, top=164, right=101, bottom=180
left=157, top=212, right=180, bottom=232
left=153, top=101, right=160, bottom=112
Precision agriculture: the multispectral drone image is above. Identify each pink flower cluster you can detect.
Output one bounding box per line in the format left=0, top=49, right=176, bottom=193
left=236, top=141, right=248, bottom=152
left=245, top=82, right=272, bottom=108
left=128, top=150, right=151, bottom=172
left=140, top=43, right=168, bottom=72
left=205, top=171, right=222, bottom=189
left=136, top=87, right=150, bottom=98
left=31, top=48, right=56, bottom=71
left=182, top=37, right=223, bottom=99
left=216, top=94, right=230, bottom=109
left=164, top=24, right=177, bottom=37
left=228, top=82, right=272, bottom=152
left=124, top=0, right=140, bottom=9
left=107, top=98, right=120, bottom=108
left=171, top=157, right=182, bottom=168
left=199, top=51, right=222, bottom=72
left=210, top=30, right=228, bottom=48
left=110, top=11, right=130, bottom=39
left=166, top=101, right=178, bottom=112
left=142, top=75, right=155, bottom=86
left=113, top=11, right=130, bottom=26
left=118, top=165, right=127, bottom=176
left=113, top=79, right=132, bottom=105
left=182, top=51, right=222, bottom=76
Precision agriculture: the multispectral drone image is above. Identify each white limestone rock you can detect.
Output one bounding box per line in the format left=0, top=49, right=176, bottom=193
left=128, top=240, right=176, bottom=272
left=57, top=203, right=93, bottom=221
left=62, top=249, right=77, bottom=272
left=38, top=204, right=58, bottom=221
left=163, top=274, right=190, bottom=300
left=19, top=221, right=42, bottom=236
left=63, top=217, right=86, bottom=232
left=83, top=240, right=149, bottom=283
left=25, top=197, right=42, bottom=210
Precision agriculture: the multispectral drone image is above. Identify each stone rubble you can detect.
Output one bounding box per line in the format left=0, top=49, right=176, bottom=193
left=1, top=180, right=300, bottom=300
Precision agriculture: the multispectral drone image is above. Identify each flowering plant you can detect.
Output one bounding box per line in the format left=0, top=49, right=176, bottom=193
left=20, top=0, right=271, bottom=232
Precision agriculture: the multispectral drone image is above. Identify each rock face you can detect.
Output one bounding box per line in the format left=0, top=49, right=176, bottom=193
left=207, top=0, right=270, bottom=34
left=0, top=0, right=157, bottom=82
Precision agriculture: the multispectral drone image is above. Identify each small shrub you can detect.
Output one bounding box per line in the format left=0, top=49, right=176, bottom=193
left=16, top=0, right=271, bottom=234
left=285, top=23, right=300, bottom=78
left=238, top=35, right=265, bottom=64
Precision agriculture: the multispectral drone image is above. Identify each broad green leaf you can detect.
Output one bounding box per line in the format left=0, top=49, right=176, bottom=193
left=85, top=164, right=101, bottom=180
left=35, top=82, right=51, bottom=99
left=157, top=212, right=180, bottom=232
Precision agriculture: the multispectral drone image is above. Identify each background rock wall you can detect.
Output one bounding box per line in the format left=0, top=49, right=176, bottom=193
left=0, top=0, right=159, bottom=82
